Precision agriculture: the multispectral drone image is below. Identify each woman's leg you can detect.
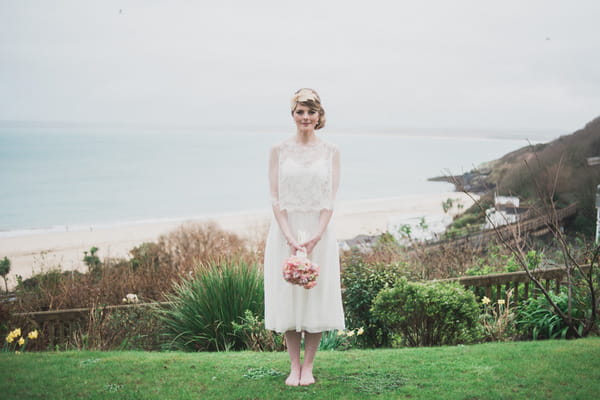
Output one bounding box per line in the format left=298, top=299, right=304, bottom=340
left=299, top=331, right=322, bottom=385
left=284, top=331, right=302, bottom=386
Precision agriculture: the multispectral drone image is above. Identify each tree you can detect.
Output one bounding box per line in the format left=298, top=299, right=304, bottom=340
left=0, top=256, right=11, bottom=293
left=454, top=150, right=598, bottom=338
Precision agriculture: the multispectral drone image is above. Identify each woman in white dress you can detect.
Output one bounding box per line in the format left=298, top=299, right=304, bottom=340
left=264, top=88, right=345, bottom=386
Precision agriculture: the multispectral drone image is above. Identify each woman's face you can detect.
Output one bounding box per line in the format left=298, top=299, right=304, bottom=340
left=292, top=104, right=320, bottom=132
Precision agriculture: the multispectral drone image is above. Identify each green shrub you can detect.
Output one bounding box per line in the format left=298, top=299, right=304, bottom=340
left=318, top=328, right=365, bottom=351
left=231, top=310, right=284, bottom=352
left=341, top=253, right=406, bottom=348
left=371, top=278, right=481, bottom=346
left=516, top=290, right=588, bottom=340
left=159, top=259, right=263, bottom=351
left=452, top=213, right=481, bottom=230
left=84, top=305, right=165, bottom=351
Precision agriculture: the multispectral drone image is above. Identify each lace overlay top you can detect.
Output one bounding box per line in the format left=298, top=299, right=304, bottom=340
left=269, top=138, right=340, bottom=213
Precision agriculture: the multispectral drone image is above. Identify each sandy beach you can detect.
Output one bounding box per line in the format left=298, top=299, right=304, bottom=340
left=0, top=192, right=476, bottom=287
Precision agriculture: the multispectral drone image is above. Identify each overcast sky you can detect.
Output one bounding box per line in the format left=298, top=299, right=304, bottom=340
left=1, top=0, right=599, bottom=134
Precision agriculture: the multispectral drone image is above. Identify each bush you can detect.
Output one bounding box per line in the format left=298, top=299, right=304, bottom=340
left=341, top=251, right=406, bottom=348
left=516, top=290, right=588, bottom=340
left=231, top=310, right=284, bottom=352
left=159, top=259, right=264, bottom=351
left=81, top=304, right=165, bottom=351
left=318, top=328, right=365, bottom=351
left=371, top=278, right=481, bottom=347
left=12, top=223, right=258, bottom=313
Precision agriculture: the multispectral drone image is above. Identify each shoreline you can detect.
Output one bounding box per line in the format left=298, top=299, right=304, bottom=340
left=0, top=191, right=477, bottom=287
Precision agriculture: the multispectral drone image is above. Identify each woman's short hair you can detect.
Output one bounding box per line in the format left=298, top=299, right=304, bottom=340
left=290, top=88, right=326, bottom=130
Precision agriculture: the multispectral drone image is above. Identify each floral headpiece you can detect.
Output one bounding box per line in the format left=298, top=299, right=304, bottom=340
left=290, top=88, right=320, bottom=110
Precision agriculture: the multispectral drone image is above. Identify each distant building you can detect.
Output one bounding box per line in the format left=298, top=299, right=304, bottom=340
left=483, top=193, right=523, bottom=229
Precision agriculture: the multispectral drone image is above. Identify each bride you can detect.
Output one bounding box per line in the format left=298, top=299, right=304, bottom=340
left=263, top=88, right=345, bottom=386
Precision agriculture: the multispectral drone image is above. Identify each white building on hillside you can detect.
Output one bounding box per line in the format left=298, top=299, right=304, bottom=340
left=484, top=193, right=522, bottom=230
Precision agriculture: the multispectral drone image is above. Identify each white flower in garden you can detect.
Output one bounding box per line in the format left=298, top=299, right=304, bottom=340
left=357, top=327, right=365, bottom=336
left=125, top=293, right=139, bottom=304
left=347, top=330, right=355, bottom=337
left=336, top=330, right=345, bottom=337
left=481, top=296, right=491, bottom=305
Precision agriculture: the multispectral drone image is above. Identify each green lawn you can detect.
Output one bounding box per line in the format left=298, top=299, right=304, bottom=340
left=2, top=338, right=599, bottom=399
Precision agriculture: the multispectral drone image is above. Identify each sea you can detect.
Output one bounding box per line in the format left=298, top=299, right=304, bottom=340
left=0, top=122, right=560, bottom=236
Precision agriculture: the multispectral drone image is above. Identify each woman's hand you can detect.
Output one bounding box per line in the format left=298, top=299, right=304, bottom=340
left=299, top=234, right=322, bottom=256
left=286, top=238, right=306, bottom=255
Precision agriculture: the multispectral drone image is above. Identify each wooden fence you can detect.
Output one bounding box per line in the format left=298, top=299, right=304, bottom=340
left=440, top=264, right=591, bottom=304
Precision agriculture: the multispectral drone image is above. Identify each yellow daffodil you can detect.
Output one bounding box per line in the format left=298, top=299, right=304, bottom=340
left=28, top=330, right=39, bottom=340
left=336, top=330, right=345, bottom=337
left=357, top=327, right=365, bottom=336
left=6, top=335, right=14, bottom=343
left=18, top=337, right=25, bottom=346
left=481, top=296, right=491, bottom=305
left=497, top=299, right=506, bottom=305
left=347, top=330, right=355, bottom=337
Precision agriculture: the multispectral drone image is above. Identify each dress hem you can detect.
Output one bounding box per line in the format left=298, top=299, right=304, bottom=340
left=266, top=325, right=346, bottom=334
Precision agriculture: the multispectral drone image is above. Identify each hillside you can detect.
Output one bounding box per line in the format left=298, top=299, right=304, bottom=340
left=436, top=115, right=600, bottom=234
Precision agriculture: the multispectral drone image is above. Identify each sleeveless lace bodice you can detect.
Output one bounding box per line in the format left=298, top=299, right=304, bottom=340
left=270, top=139, right=339, bottom=213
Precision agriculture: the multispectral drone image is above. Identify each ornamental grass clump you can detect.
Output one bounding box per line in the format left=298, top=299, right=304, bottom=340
left=516, top=289, right=588, bottom=340
left=159, top=259, right=264, bottom=351
left=371, top=278, right=480, bottom=347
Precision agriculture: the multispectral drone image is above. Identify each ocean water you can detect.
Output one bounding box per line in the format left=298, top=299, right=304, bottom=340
left=0, top=123, right=550, bottom=235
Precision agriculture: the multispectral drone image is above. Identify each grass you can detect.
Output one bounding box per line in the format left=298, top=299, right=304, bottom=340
left=1, top=337, right=600, bottom=399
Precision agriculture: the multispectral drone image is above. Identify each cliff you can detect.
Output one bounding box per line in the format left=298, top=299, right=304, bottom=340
left=434, top=115, right=600, bottom=233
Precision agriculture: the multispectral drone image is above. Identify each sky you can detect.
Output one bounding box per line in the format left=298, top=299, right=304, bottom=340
left=1, top=0, right=599, bottom=135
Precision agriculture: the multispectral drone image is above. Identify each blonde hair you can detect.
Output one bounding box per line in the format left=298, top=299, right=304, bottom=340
left=290, top=88, right=326, bottom=130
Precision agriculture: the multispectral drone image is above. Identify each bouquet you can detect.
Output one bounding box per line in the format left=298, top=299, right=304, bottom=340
left=282, top=231, right=320, bottom=289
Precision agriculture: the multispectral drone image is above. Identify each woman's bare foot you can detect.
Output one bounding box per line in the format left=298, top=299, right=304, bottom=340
left=299, top=365, right=315, bottom=386
left=285, top=367, right=301, bottom=386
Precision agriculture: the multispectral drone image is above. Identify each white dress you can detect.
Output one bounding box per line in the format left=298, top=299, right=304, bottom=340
left=264, top=138, right=346, bottom=333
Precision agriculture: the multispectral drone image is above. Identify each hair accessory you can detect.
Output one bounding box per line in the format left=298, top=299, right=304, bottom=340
left=290, top=88, right=319, bottom=110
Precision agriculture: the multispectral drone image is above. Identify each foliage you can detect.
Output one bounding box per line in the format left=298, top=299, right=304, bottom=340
left=466, top=249, right=530, bottom=276
left=12, top=223, right=259, bottom=313
left=80, top=304, right=165, bottom=351
left=0, top=256, right=11, bottom=293
left=2, top=327, right=39, bottom=353
left=442, top=197, right=464, bottom=214
left=479, top=290, right=518, bottom=341
left=159, top=259, right=264, bottom=351
left=516, top=289, right=588, bottom=340
left=318, top=327, right=364, bottom=351
left=156, top=221, right=260, bottom=273
left=444, top=200, right=490, bottom=239
left=231, top=310, right=284, bottom=352
left=341, top=251, right=406, bottom=348
left=372, top=278, right=481, bottom=347
left=82, top=246, right=101, bottom=275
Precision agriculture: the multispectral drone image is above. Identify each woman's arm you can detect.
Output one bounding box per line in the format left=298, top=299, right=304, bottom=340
left=269, top=145, right=305, bottom=253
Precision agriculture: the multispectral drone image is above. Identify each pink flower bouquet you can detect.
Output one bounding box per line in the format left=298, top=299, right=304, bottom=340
left=283, top=252, right=320, bottom=289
